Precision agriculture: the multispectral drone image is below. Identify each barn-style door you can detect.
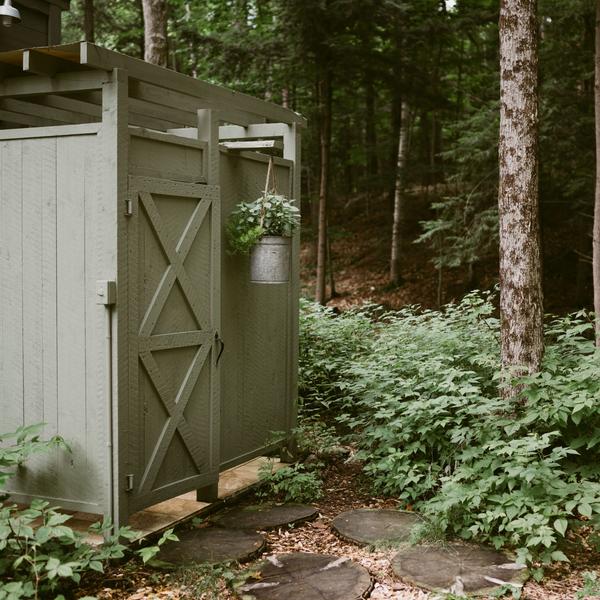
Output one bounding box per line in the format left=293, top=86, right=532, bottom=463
left=125, top=176, right=220, bottom=514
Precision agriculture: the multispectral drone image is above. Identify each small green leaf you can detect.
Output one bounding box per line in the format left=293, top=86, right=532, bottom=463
left=554, top=519, right=568, bottom=536
left=550, top=550, right=569, bottom=562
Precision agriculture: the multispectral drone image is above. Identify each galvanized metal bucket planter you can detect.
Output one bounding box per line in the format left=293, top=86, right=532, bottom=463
left=250, top=236, right=291, bottom=284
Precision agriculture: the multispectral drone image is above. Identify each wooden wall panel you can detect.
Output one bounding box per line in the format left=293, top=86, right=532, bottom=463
left=1, top=131, right=108, bottom=515
left=219, top=152, right=294, bottom=468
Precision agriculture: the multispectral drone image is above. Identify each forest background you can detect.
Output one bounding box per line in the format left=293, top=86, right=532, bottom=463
left=61, top=0, right=597, bottom=314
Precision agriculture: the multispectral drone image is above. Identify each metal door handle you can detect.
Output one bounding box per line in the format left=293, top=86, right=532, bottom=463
left=215, top=332, right=225, bottom=365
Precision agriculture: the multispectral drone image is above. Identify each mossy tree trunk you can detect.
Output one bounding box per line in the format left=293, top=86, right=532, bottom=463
left=390, top=101, right=411, bottom=285
left=142, top=0, right=168, bottom=67
left=498, top=0, right=544, bottom=386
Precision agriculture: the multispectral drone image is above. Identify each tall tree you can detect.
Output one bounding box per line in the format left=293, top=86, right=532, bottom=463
left=84, top=0, right=94, bottom=43
left=595, top=0, right=600, bottom=345
left=498, top=0, right=544, bottom=383
left=142, top=0, right=168, bottom=66
left=315, top=69, right=332, bottom=304
left=390, top=101, right=411, bottom=285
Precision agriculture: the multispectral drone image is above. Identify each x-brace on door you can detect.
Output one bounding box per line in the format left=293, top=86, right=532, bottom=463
left=124, top=175, right=220, bottom=515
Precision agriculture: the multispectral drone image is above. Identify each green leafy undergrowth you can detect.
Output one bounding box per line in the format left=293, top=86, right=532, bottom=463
left=171, top=561, right=256, bottom=599
left=576, top=571, right=600, bottom=599
left=304, top=292, right=600, bottom=568
left=298, top=299, right=375, bottom=416
left=0, top=424, right=69, bottom=498
left=0, top=424, right=176, bottom=599
left=258, top=462, right=323, bottom=503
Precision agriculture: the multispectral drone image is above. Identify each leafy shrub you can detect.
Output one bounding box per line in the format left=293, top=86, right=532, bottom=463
left=258, top=462, right=323, bottom=503
left=227, top=193, right=299, bottom=254
left=0, top=424, right=68, bottom=498
left=0, top=424, right=176, bottom=599
left=308, top=291, right=600, bottom=567
left=298, top=299, right=375, bottom=416
left=171, top=561, right=254, bottom=600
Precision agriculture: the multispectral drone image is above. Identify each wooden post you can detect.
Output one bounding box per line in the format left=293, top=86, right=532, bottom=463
left=283, top=123, right=301, bottom=435
left=196, top=108, right=221, bottom=503
left=100, top=67, right=129, bottom=531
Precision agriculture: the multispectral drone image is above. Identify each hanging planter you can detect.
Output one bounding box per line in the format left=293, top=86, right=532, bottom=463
left=249, top=235, right=292, bottom=284
left=227, top=157, right=299, bottom=284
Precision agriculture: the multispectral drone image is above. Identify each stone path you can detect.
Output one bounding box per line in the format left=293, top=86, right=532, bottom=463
left=211, top=503, right=318, bottom=531
left=392, top=542, right=527, bottom=596
left=150, top=505, right=527, bottom=598
left=239, top=553, right=372, bottom=600
left=156, top=527, right=265, bottom=565
left=332, top=508, right=420, bottom=546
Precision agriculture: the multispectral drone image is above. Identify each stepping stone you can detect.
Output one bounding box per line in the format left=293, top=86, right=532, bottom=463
left=156, top=527, right=265, bottom=565
left=238, top=552, right=372, bottom=600
left=391, top=543, right=527, bottom=595
left=212, top=503, right=318, bottom=531
left=332, top=508, right=420, bottom=546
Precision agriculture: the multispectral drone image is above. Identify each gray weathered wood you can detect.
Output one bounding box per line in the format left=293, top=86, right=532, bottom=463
left=23, top=49, right=80, bottom=76
left=221, top=140, right=283, bottom=151
left=239, top=553, right=373, bottom=600
left=0, top=70, right=108, bottom=97
left=101, top=68, right=129, bottom=528
left=212, top=503, right=318, bottom=531
left=219, top=123, right=289, bottom=140
left=0, top=98, right=91, bottom=124
left=283, top=124, right=300, bottom=434
left=391, top=543, right=527, bottom=595
left=157, top=527, right=266, bottom=565
left=332, top=509, right=420, bottom=546
left=0, top=123, right=100, bottom=140
left=80, top=43, right=305, bottom=126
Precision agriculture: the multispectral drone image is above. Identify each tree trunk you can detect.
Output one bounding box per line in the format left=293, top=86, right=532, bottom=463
left=390, top=101, right=411, bottom=285
left=594, top=0, right=600, bottom=345
left=84, top=0, right=94, bottom=43
left=142, top=0, right=168, bottom=67
left=315, top=72, right=332, bottom=305
left=498, top=0, right=544, bottom=384
left=365, top=74, right=378, bottom=189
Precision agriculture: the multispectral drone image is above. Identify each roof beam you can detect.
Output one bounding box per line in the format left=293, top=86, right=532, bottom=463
left=0, top=63, right=21, bottom=81
left=0, top=108, right=59, bottom=127
left=221, top=140, right=283, bottom=151
left=0, top=98, right=92, bottom=124
left=0, top=70, right=108, bottom=97
left=37, top=94, right=101, bottom=119
left=23, top=50, right=81, bottom=77
left=81, top=43, right=306, bottom=126
left=219, top=123, right=289, bottom=140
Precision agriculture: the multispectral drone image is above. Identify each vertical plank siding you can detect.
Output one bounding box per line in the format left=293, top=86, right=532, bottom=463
left=0, top=140, right=24, bottom=434
left=219, top=152, right=294, bottom=468
left=1, top=131, right=108, bottom=514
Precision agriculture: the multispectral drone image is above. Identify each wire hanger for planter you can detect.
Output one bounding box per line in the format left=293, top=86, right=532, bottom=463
left=259, top=156, right=277, bottom=229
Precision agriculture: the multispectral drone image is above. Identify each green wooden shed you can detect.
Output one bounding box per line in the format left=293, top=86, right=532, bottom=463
left=0, top=42, right=303, bottom=528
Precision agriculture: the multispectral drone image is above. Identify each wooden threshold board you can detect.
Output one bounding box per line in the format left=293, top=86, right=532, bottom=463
left=77, top=456, right=289, bottom=545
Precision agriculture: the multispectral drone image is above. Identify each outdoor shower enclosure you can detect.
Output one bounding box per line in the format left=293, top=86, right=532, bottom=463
left=0, top=42, right=303, bottom=527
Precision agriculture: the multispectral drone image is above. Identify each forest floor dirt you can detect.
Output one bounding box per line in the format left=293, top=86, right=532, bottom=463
left=300, top=190, right=592, bottom=315
left=81, top=455, right=600, bottom=599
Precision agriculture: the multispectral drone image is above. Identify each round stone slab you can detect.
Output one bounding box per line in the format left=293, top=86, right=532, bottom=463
left=156, top=527, right=265, bottom=565
left=212, top=503, right=318, bottom=531
left=391, top=543, right=527, bottom=595
left=238, top=552, right=372, bottom=600
left=332, top=509, right=420, bottom=546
